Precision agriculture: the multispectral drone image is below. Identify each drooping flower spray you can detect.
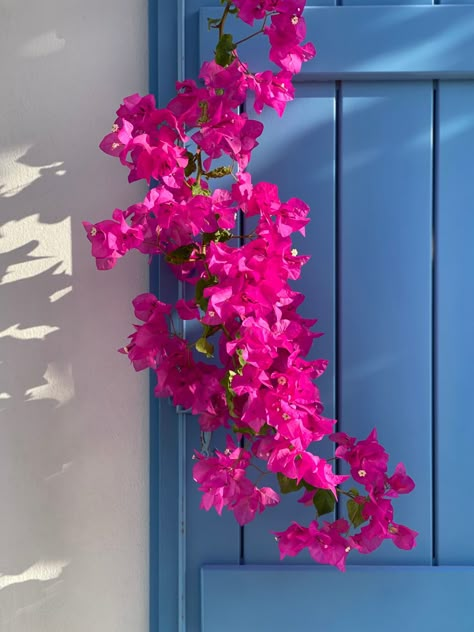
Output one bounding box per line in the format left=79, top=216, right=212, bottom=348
left=84, top=0, right=417, bottom=570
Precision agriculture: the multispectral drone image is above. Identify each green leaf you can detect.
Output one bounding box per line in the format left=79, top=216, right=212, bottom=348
left=184, top=151, right=197, bottom=177
left=198, top=100, right=209, bottom=124
left=191, top=183, right=212, bottom=197
left=277, top=473, right=304, bottom=495
left=207, top=17, right=221, bottom=29
left=165, top=244, right=195, bottom=265
left=313, top=489, right=336, bottom=517
left=202, top=324, right=220, bottom=339
left=221, top=370, right=237, bottom=416
left=232, top=424, right=257, bottom=436
left=195, top=275, right=218, bottom=311
left=236, top=347, right=246, bottom=368
left=202, top=229, right=232, bottom=247
left=195, top=337, right=214, bottom=358
left=215, top=33, right=236, bottom=67
left=205, top=165, right=233, bottom=179
left=347, top=499, right=367, bottom=529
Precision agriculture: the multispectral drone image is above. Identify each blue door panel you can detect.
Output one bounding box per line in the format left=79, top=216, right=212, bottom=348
left=151, top=2, right=474, bottom=629
left=185, top=424, right=241, bottom=629
left=436, top=81, right=474, bottom=564
left=202, top=566, right=474, bottom=632
left=339, top=81, right=433, bottom=564
left=243, top=84, right=337, bottom=564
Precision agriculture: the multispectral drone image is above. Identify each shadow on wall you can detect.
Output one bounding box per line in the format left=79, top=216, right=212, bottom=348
left=0, top=1, right=148, bottom=630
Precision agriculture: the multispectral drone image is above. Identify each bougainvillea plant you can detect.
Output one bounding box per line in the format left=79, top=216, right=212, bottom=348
left=84, top=0, right=417, bottom=571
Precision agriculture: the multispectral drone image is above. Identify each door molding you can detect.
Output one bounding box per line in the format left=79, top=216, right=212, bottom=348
left=200, top=5, right=474, bottom=79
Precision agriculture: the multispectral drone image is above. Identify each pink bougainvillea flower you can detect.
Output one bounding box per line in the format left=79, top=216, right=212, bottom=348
left=271, top=40, right=316, bottom=75
left=232, top=484, right=280, bottom=525
left=331, top=428, right=389, bottom=493
left=121, top=129, right=188, bottom=186
left=274, top=522, right=311, bottom=558
left=266, top=12, right=308, bottom=48
left=116, top=93, right=158, bottom=132
left=175, top=298, right=200, bottom=320
left=132, top=293, right=172, bottom=322
left=386, top=463, right=416, bottom=497
left=233, top=0, right=307, bottom=26
left=307, top=519, right=351, bottom=571
left=232, top=0, right=268, bottom=26
left=231, top=171, right=253, bottom=209
left=349, top=520, right=386, bottom=555
left=193, top=436, right=279, bottom=524
left=99, top=118, right=134, bottom=157
left=199, top=59, right=249, bottom=108
left=192, top=111, right=264, bottom=171
left=249, top=70, right=295, bottom=117
left=387, top=523, right=418, bottom=551
left=274, top=0, right=306, bottom=15
left=82, top=213, right=143, bottom=270
left=265, top=13, right=316, bottom=74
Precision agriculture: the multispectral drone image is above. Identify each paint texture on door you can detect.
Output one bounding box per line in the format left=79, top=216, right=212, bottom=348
left=151, top=2, right=474, bottom=630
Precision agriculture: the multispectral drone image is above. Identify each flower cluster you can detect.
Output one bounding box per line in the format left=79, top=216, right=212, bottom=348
left=84, top=0, right=417, bottom=570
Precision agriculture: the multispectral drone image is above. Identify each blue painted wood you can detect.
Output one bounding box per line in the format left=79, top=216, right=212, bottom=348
left=338, top=82, right=433, bottom=564
left=148, top=0, right=474, bottom=629
left=201, top=565, right=474, bottom=631
left=436, top=82, right=474, bottom=565
left=185, top=423, right=241, bottom=631
left=201, top=6, right=474, bottom=79
left=149, top=1, right=183, bottom=628
left=242, top=84, right=337, bottom=563
left=151, top=2, right=241, bottom=631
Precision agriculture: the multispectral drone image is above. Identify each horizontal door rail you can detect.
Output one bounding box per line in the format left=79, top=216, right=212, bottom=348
left=201, top=5, right=474, bottom=79
left=202, top=564, right=474, bottom=631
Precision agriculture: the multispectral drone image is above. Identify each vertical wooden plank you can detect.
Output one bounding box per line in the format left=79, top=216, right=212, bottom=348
left=339, top=82, right=433, bottom=564
left=436, top=81, right=474, bottom=564
left=242, top=83, right=337, bottom=563
left=184, top=7, right=242, bottom=631
left=151, top=2, right=240, bottom=631
left=185, top=423, right=241, bottom=631
left=149, top=0, right=182, bottom=628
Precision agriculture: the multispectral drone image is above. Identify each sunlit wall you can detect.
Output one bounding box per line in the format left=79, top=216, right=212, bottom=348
left=0, top=1, right=149, bottom=630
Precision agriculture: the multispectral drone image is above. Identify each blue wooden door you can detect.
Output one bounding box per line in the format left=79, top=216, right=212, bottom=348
left=151, top=2, right=474, bottom=631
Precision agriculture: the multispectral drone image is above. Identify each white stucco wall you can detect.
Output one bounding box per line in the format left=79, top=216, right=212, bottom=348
left=0, top=1, right=149, bottom=630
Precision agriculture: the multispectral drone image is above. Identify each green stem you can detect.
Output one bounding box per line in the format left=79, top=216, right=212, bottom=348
left=229, top=233, right=255, bottom=240
left=336, top=488, right=356, bottom=499
left=234, top=14, right=269, bottom=47
left=196, top=150, right=204, bottom=185
left=249, top=463, right=268, bottom=475
left=218, top=1, right=233, bottom=39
